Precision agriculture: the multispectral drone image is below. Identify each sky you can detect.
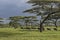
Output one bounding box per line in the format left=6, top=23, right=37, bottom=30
left=0, top=0, right=36, bottom=18
left=0, top=0, right=59, bottom=23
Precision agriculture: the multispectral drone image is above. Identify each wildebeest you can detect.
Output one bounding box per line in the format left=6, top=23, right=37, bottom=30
left=53, top=28, right=57, bottom=31
left=32, top=28, right=36, bottom=29
left=47, top=28, right=51, bottom=30
left=26, top=27, right=30, bottom=29
left=21, top=27, right=24, bottom=29
left=38, top=28, right=45, bottom=31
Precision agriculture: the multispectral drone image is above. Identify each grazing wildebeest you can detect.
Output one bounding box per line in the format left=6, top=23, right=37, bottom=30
left=21, top=27, right=24, bottom=29
left=32, top=28, right=36, bottom=29
left=47, top=28, right=51, bottom=30
left=26, top=27, right=30, bottom=29
left=38, top=28, right=45, bottom=31
left=53, top=28, right=57, bottom=31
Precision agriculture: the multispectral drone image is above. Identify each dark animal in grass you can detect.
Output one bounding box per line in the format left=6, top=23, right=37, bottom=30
left=47, top=28, right=51, bottom=30
left=32, top=28, right=36, bottom=29
left=38, top=28, right=40, bottom=29
left=21, top=27, right=24, bottom=29
left=38, top=28, right=45, bottom=31
left=53, top=28, right=57, bottom=31
left=26, top=27, right=30, bottom=29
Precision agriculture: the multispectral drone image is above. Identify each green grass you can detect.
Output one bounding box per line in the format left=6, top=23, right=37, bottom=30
left=0, top=28, right=60, bottom=40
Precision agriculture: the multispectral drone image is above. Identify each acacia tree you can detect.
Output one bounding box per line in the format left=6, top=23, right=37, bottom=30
left=42, top=13, right=60, bottom=27
left=50, top=13, right=60, bottom=28
left=23, top=0, right=60, bottom=32
left=9, top=16, right=23, bottom=29
left=0, top=18, right=4, bottom=27
left=27, top=16, right=37, bottom=27
left=23, top=16, right=37, bottom=29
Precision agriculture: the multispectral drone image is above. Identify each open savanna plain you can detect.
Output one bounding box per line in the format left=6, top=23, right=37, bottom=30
left=0, top=28, right=60, bottom=40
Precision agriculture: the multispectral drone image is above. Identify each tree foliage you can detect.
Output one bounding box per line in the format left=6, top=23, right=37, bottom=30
left=23, top=0, right=60, bottom=32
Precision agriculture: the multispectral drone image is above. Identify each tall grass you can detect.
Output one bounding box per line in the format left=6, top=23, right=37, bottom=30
left=0, top=28, right=60, bottom=40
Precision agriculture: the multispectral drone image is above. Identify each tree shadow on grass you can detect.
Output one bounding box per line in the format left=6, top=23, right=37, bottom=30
left=0, top=32, right=26, bottom=37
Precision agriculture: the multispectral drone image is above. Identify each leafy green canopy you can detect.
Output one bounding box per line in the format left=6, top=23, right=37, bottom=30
left=23, top=0, right=60, bottom=32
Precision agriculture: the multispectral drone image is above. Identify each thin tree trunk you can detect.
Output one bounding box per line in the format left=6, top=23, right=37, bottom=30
left=54, top=19, right=58, bottom=28
left=26, top=22, right=27, bottom=27
left=30, top=22, right=32, bottom=27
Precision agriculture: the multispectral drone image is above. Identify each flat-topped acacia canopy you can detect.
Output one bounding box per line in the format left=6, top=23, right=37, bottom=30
left=23, top=0, right=60, bottom=32
left=29, top=0, right=60, bottom=1
left=28, top=0, right=60, bottom=3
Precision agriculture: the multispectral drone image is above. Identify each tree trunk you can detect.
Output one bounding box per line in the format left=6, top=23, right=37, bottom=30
left=31, top=22, right=33, bottom=29
left=39, top=23, right=44, bottom=32
left=39, top=11, right=60, bottom=32
left=26, top=22, right=28, bottom=27
left=54, top=19, right=58, bottom=28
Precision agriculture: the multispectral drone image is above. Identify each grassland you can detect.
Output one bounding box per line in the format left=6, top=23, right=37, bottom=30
left=0, top=28, right=60, bottom=40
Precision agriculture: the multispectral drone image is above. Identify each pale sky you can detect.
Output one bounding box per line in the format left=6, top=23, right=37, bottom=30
left=0, top=0, right=35, bottom=18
